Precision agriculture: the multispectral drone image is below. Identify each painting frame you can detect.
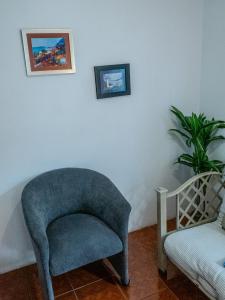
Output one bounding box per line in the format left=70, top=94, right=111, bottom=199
left=21, top=28, right=76, bottom=76
left=94, top=64, right=131, bottom=99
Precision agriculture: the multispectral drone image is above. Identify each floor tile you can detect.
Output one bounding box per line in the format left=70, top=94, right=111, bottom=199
left=166, top=262, right=184, bottom=281
left=142, top=288, right=178, bottom=300
left=52, top=274, right=73, bottom=296
left=67, top=261, right=110, bottom=289
left=26, top=264, right=72, bottom=299
left=129, top=227, right=157, bottom=256
left=0, top=268, right=29, bottom=300
left=129, top=254, right=159, bottom=280
left=76, top=277, right=125, bottom=300
left=196, top=290, right=209, bottom=300
left=128, top=234, right=157, bottom=264
left=167, top=219, right=177, bottom=232
left=56, top=291, right=77, bottom=299
left=151, top=219, right=176, bottom=233
left=128, top=233, right=159, bottom=281
left=129, top=227, right=157, bottom=244
left=165, top=276, right=200, bottom=300
left=25, top=264, right=46, bottom=300
left=120, top=276, right=167, bottom=300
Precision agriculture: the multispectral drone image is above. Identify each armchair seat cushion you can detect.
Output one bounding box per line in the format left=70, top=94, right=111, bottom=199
left=47, top=213, right=123, bottom=276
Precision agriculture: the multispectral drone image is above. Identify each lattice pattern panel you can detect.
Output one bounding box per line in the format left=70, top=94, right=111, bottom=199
left=177, top=174, right=225, bottom=229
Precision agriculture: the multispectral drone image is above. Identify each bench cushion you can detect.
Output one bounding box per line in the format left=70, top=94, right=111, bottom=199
left=164, top=221, right=225, bottom=299
left=47, top=213, right=123, bottom=276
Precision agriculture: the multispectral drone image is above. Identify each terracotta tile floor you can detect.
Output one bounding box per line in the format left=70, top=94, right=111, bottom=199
left=0, top=221, right=208, bottom=300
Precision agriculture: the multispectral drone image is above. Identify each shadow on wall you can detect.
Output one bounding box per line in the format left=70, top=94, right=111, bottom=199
left=173, top=164, right=192, bottom=185
left=169, top=124, right=193, bottom=182
left=0, top=182, right=35, bottom=274
left=127, top=164, right=189, bottom=232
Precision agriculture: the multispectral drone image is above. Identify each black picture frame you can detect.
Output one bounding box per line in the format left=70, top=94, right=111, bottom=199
left=94, top=64, right=131, bottom=99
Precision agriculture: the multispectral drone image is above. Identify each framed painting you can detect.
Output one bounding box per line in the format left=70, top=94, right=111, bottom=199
left=21, top=29, right=76, bottom=76
left=94, top=64, right=131, bottom=99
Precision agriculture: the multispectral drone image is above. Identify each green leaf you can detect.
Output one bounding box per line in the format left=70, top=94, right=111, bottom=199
left=202, top=120, right=225, bottom=130
left=207, top=135, right=225, bottom=144
left=170, top=106, right=191, bottom=133
left=178, top=154, right=193, bottom=162
left=169, top=106, right=225, bottom=174
left=175, top=160, right=193, bottom=168
left=169, top=129, right=189, bottom=138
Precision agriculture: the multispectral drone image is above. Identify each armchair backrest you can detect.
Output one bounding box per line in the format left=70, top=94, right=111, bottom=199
left=157, top=172, right=225, bottom=232
left=22, top=168, right=118, bottom=230
left=168, top=172, right=224, bottom=229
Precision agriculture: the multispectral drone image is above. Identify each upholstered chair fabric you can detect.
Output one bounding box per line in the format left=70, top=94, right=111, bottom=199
left=22, top=168, right=131, bottom=300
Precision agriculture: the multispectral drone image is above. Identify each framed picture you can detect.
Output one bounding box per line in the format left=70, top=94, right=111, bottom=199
left=94, top=64, right=131, bottom=99
left=21, top=29, right=76, bottom=76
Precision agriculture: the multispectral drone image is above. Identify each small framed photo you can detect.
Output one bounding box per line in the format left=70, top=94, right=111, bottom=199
left=94, top=64, right=131, bottom=99
left=21, top=29, right=76, bottom=76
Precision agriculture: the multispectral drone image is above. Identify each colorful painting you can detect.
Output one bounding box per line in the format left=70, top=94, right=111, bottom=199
left=22, top=29, right=76, bottom=76
left=94, top=64, right=131, bottom=99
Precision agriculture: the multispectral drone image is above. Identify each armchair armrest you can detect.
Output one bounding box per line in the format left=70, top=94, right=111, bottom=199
left=101, top=190, right=131, bottom=242
left=28, top=221, right=49, bottom=257
left=21, top=190, right=50, bottom=262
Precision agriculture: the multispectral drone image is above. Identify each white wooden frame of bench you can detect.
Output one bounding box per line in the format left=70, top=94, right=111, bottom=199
left=156, top=171, right=225, bottom=299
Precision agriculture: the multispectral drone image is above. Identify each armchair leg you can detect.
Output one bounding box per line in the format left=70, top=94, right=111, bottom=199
left=108, top=251, right=129, bottom=286
left=158, top=251, right=168, bottom=276
left=33, top=243, right=54, bottom=300
left=158, top=268, right=167, bottom=279
left=36, top=262, right=54, bottom=300
left=121, top=278, right=130, bottom=286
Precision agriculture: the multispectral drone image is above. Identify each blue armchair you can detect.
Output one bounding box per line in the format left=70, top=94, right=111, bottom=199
left=22, top=168, right=131, bottom=300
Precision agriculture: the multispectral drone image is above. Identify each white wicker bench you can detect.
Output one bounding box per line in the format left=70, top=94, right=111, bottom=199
left=157, top=171, right=225, bottom=300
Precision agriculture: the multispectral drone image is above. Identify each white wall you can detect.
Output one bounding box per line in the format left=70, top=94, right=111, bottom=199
left=0, top=0, right=204, bottom=273
left=201, top=0, right=225, bottom=161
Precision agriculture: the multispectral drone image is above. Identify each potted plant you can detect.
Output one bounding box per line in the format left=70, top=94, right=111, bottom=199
left=169, top=106, right=225, bottom=174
